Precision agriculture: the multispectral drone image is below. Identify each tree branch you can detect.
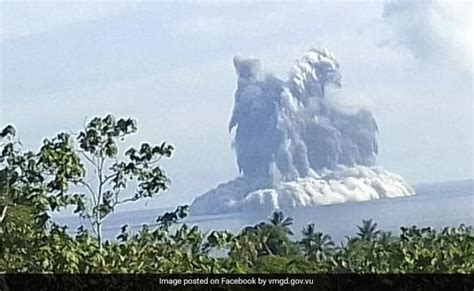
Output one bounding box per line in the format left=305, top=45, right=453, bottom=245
left=114, top=196, right=138, bottom=207
left=77, top=180, right=96, bottom=202
left=78, top=151, right=97, bottom=167
left=103, top=172, right=118, bottom=185
left=148, top=156, right=163, bottom=165
left=0, top=205, right=7, bottom=223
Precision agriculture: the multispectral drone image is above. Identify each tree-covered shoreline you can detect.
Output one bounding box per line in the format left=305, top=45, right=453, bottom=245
left=1, top=204, right=473, bottom=273
left=1, top=116, right=472, bottom=273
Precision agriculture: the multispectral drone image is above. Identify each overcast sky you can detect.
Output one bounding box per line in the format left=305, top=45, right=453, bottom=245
left=1, top=1, right=472, bottom=209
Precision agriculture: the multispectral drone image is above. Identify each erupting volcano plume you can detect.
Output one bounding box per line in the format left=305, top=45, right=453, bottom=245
left=191, top=49, right=414, bottom=215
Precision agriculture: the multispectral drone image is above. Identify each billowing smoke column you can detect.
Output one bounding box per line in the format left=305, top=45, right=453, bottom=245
left=230, top=49, right=378, bottom=182
left=191, top=49, right=414, bottom=215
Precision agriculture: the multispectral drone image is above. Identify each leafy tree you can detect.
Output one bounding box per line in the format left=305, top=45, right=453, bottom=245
left=1, top=115, right=173, bottom=250
left=0, top=124, right=80, bottom=271
left=72, top=114, right=173, bottom=248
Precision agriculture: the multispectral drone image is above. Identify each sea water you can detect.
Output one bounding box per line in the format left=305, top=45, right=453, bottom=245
left=55, top=180, right=473, bottom=242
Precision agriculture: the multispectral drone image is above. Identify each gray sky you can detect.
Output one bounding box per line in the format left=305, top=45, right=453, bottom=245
left=1, top=1, right=472, bottom=209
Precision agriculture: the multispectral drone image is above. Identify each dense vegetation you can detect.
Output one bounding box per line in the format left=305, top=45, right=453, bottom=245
left=1, top=116, right=473, bottom=273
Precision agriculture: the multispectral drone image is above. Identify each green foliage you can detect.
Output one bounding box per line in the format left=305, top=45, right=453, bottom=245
left=300, top=223, right=335, bottom=270
left=74, top=115, right=173, bottom=248
left=1, top=117, right=473, bottom=274
left=228, top=211, right=299, bottom=269
left=335, top=224, right=474, bottom=273
left=0, top=114, right=173, bottom=253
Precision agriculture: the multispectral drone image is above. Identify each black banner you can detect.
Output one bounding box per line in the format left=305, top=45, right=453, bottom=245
left=1, top=274, right=473, bottom=291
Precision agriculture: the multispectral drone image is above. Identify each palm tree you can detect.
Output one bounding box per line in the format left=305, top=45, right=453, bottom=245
left=238, top=212, right=296, bottom=258
left=300, top=223, right=335, bottom=261
left=356, top=219, right=381, bottom=241
left=268, top=211, right=294, bottom=235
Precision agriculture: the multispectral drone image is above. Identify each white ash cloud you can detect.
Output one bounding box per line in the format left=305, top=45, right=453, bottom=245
left=191, top=165, right=414, bottom=215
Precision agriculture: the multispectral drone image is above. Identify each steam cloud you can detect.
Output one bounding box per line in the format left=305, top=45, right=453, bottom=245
left=191, top=49, right=414, bottom=215
left=381, top=0, right=473, bottom=70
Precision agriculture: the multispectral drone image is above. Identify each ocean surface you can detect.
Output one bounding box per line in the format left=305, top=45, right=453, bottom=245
left=56, top=179, right=473, bottom=242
